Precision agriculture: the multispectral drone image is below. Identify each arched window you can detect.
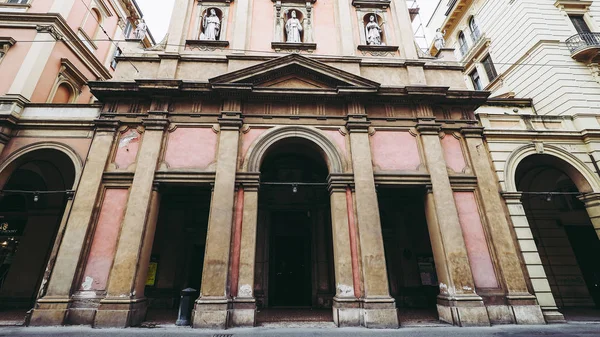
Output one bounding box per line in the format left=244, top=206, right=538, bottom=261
left=363, top=13, right=386, bottom=46
left=458, top=31, right=468, bottom=56
left=52, top=83, right=74, bottom=104
left=469, top=17, right=481, bottom=42
left=82, top=8, right=102, bottom=38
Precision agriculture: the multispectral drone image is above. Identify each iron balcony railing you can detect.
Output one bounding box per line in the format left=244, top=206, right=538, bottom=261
left=566, top=32, right=600, bottom=54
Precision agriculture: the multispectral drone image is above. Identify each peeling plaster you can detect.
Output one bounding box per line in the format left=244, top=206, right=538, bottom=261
left=337, top=284, right=354, bottom=297
left=81, top=276, right=93, bottom=290
left=239, top=284, right=252, bottom=297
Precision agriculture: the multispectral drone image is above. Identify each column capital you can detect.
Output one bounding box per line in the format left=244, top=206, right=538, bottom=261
left=236, top=172, right=260, bottom=192
left=142, top=118, right=169, bottom=131
left=416, top=121, right=442, bottom=135
left=461, top=126, right=485, bottom=138
left=328, top=173, right=354, bottom=193
left=502, top=192, right=523, bottom=203
left=94, top=119, right=120, bottom=132
left=218, top=111, right=243, bottom=130
left=577, top=192, right=600, bottom=205
left=345, top=114, right=371, bottom=133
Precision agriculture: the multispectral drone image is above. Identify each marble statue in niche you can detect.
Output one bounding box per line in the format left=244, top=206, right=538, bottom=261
left=365, top=15, right=383, bottom=46
left=201, top=8, right=221, bottom=40
left=286, top=10, right=303, bottom=43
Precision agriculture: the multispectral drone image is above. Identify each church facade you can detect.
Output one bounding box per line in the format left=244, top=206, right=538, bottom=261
left=0, top=0, right=554, bottom=329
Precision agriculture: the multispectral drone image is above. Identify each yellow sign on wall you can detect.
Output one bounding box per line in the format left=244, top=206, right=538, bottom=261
left=146, top=262, right=158, bottom=286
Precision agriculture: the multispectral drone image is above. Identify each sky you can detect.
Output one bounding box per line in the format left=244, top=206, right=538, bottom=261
left=135, top=0, right=440, bottom=43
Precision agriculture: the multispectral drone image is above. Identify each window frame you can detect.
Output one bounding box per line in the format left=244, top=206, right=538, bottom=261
left=481, top=54, right=498, bottom=82
left=469, top=69, right=483, bottom=91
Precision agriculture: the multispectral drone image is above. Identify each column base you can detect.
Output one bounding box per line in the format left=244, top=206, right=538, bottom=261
left=65, top=292, right=103, bottom=325
left=333, top=296, right=361, bottom=327
left=361, top=297, right=399, bottom=329
left=28, top=297, right=70, bottom=326
left=230, top=297, right=255, bottom=327
left=192, top=297, right=229, bottom=329
left=437, top=294, right=490, bottom=327
left=94, top=297, right=148, bottom=328
left=541, top=308, right=566, bottom=324
left=507, top=295, right=545, bottom=325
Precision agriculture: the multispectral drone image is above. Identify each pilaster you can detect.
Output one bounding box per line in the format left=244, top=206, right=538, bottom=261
left=461, top=127, right=544, bottom=325
left=29, top=119, right=119, bottom=326
left=346, top=108, right=398, bottom=329
left=193, top=103, right=243, bottom=329
left=328, top=174, right=361, bottom=327
left=94, top=118, right=167, bottom=328
left=417, top=120, right=489, bottom=327
left=503, top=193, right=565, bottom=323
left=231, top=173, right=260, bottom=327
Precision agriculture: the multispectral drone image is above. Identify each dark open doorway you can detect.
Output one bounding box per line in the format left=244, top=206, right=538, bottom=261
left=143, top=185, right=211, bottom=326
left=517, top=155, right=600, bottom=311
left=0, top=149, right=75, bottom=324
left=378, top=187, right=440, bottom=326
left=254, top=138, right=335, bottom=324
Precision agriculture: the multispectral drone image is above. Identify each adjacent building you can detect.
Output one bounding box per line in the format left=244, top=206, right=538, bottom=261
left=426, top=0, right=600, bottom=322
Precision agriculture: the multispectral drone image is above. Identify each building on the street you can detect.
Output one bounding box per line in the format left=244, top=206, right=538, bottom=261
left=0, top=0, right=151, bottom=321
left=0, top=0, right=565, bottom=330
left=426, top=0, right=600, bottom=323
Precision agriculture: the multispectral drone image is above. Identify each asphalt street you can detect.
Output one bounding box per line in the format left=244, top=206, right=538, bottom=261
left=1, top=323, right=599, bottom=337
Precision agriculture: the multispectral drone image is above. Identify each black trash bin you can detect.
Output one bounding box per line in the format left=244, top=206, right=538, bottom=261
left=176, top=288, right=197, bottom=326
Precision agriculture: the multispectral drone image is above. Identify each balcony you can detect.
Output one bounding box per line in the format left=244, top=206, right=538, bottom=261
left=566, top=32, right=600, bottom=62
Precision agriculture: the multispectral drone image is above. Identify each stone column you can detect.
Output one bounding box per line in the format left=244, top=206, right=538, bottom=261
left=94, top=118, right=168, bottom=328
left=192, top=106, right=242, bottom=329
left=461, top=127, right=544, bottom=324
left=416, top=119, right=489, bottom=327
left=345, top=106, right=398, bottom=328
left=29, top=119, right=119, bottom=326
left=329, top=174, right=361, bottom=327
left=503, top=193, right=565, bottom=323
left=579, top=193, right=600, bottom=240
left=231, top=173, right=260, bottom=327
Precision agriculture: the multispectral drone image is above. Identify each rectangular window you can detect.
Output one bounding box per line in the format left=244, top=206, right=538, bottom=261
left=481, top=55, right=498, bottom=82
left=110, top=47, right=122, bottom=69
left=570, top=15, right=591, bottom=34
left=7, top=0, right=29, bottom=3
left=470, top=70, right=483, bottom=90
left=124, top=21, right=133, bottom=39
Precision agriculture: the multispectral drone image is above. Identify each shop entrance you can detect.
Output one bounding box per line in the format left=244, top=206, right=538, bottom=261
left=378, top=187, right=440, bottom=325
left=143, top=185, right=211, bottom=326
left=254, top=139, right=335, bottom=323
left=0, top=149, right=76, bottom=323
left=517, top=155, right=600, bottom=310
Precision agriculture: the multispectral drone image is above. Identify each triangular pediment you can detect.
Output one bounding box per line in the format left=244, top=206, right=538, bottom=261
left=209, top=54, right=380, bottom=91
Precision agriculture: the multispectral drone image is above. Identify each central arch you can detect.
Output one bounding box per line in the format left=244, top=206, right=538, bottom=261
left=244, top=126, right=346, bottom=174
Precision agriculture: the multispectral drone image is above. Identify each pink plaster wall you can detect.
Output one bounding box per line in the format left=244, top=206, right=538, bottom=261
left=225, top=1, right=237, bottom=42
left=249, top=0, right=274, bottom=51
left=453, top=192, right=499, bottom=289
left=113, top=129, right=141, bottom=169
left=313, top=1, right=338, bottom=55
left=0, top=137, right=92, bottom=165
left=240, top=128, right=267, bottom=163
left=30, top=43, right=96, bottom=103
left=441, top=134, right=467, bottom=173
left=370, top=131, right=420, bottom=171
left=66, top=0, right=91, bottom=32
left=0, top=29, right=35, bottom=96
left=322, top=129, right=347, bottom=159
left=164, top=127, right=218, bottom=169
left=80, top=188, right=128, bottom=291
left=28, top=0, right=53, bottom=12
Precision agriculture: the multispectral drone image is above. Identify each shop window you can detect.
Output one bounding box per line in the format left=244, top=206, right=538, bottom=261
left=469, top=69, right=483, bottom=90
left=481, top=55, right=498, bottom=82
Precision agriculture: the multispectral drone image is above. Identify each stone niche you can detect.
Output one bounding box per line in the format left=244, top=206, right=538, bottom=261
left=186, top=0, right=234, bottom=49
left=353, top=0, right=398, bottom=56
left=271, top=0, right=317, bottom=52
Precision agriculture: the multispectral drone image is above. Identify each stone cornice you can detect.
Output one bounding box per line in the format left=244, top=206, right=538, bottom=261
left=0, top=13, right=112, bottom=79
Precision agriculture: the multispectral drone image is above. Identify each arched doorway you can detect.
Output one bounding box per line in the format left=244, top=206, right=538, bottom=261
left=254, top=138, right=335, bottom=323
left=0, top=149, right=76, bottom=321
left=516, top=154, right=600, bottom=313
